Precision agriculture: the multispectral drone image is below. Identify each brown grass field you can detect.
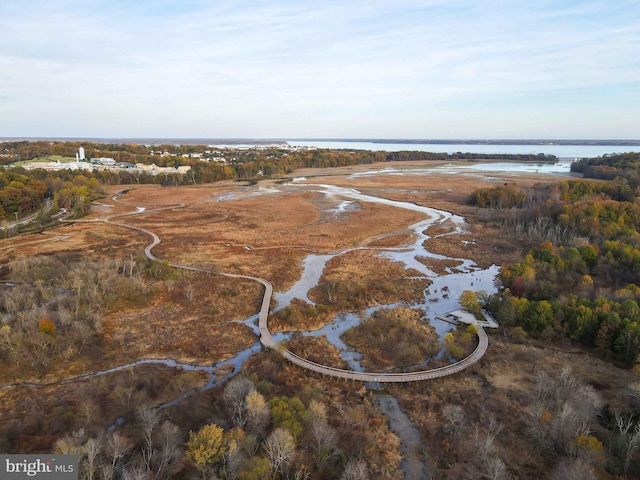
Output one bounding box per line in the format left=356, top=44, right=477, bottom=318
left=0, top=163, right=584, bottom=386
left=1, top=161, right=637, bottom=478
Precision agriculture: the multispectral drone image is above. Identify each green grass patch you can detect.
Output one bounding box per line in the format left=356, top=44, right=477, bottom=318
left=30, top=155, right=77, bottom=163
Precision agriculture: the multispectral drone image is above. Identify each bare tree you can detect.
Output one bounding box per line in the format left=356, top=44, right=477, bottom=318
left=83, top=437, right=103, bottom=480
left=528, top=368, right=600, bottom=456
left=137, top=405, right=160, bottom=470
left=306, top=400, right=338, bottom=469
left=482, top=456, right=508, bottom=480
left=154, top=421, right=182, bottom=480
left=307, top=400, right=327, bottom=426
left=2, top=286, right=34, bottom=315
left=551, top=458, right=596, bottom=480
left=474, top=415, right=502, bottom=457
left=126, top=254, right=138, bottom=277
left=105, top=432, right=131, bottom=468
left=293, top=466, right=312, bottom=480
left=54, top=429, right=86, bottom=455
left=223, top=439, right=246, bottom=480
left=0, top=324, right=20, bottom=355
left=615, top=411, right=640, bottom=475
left=311, top=421, right=338, bottom=469
left=120, top=465, right=149, bottom=480
left=112, top=385, right=135, bottom=416
left=264, top=428, right=296, bottom=478
left=442, top=404, right=466, bottom=438
left=184, top=285, right=196, bottom=304
left=99, top=464, right=115, bottom=480
left=224, top=377, right=255, bottom=428
left=340, top=459, right=369, bottom=480
left=80, top=399, right=99, bottom=430
left=244, top=434, right=260, bottom=458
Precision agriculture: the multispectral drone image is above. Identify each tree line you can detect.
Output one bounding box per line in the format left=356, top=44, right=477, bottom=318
left=471, top=153, right=640, bottom=365
left=572, top=152, right=640, bottom=187
left=0, top=141, right=562, bottom=218
left=0, top=167, right=103, bottom=222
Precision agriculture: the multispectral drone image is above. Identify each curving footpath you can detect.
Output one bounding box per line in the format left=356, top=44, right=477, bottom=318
left=106, top=201, right=489, bottom=384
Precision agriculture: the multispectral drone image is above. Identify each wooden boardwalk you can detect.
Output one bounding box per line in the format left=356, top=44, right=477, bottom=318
left=258, top=308, right=488, bottom=383
left=107, top=202, right=490, bottom=384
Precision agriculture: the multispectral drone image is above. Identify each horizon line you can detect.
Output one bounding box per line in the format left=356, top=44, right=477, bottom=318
left=2, top=137, right=640, bottom=146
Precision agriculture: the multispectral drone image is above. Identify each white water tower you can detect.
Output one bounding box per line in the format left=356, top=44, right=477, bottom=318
left=79, top=147, right=85, bottom=160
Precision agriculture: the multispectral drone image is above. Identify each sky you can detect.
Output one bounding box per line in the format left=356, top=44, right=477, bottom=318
left=1, top=0, right=639, bottom=139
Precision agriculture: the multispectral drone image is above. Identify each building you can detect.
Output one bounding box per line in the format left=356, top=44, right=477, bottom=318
left=91, top=157, right=116, bottom=165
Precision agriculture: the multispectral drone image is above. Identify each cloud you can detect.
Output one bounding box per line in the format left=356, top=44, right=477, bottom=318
left=1, top=0, right=639, bottom=137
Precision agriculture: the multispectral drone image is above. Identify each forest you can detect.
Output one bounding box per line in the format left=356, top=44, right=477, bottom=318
left=0, top=168, right=103, bottom=224
left=0, top=253, right=403, bottom=479
left=572, top=153, right=640, bottom=186
left=471, top=153, right=640, bottom=366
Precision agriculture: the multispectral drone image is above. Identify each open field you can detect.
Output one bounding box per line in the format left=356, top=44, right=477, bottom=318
left=20, top=155, right=77, bottom=164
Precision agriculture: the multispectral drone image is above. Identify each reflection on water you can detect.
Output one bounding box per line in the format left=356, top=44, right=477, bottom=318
left=272, top=254, right=335, bottom=307
left=453, top=161, right=571, bottom=174
left=348, top=162, right=574, bottom=179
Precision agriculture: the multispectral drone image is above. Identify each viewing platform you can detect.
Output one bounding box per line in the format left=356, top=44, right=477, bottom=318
left=436, top=309, right=499, bottom=329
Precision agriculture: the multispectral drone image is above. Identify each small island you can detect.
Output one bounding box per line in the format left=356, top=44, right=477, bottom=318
left=341, top=306, right=440, bottom=371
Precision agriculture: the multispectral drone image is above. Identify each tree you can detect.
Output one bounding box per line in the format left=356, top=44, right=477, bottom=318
left=82, top=437, right=102, bottom=480
left=137, top=405, right=160, bottom=470
left=185, top=423, right=226, bottom=479
left=528, top=368, right=601, bottom=456
left=224, top=377, right=255, bottom=428
left=551, top=458, right=596, bottom=480
left=442, top=404, right=466, bottom=437
left=460, top=290, right=481, bottom=316
left=307, top=400, right=338, bottom=469
left=270, top=396, right=306, bottom=438
left=54, top=429, right=86, bottom=455
left=238, top=456, right=271, bottom=480
left=263, top=428, right=295, bottom=478
left=520, top=300, right=554, bottom=334
left=614, top=411, right=640, bottom=475
left=37, top=317, right=56, bottom=336
left=444, top=332, right=463, bottom=360
left=223, top=429, right=246, bottom=480
left=340, top=459, right=369, bottom=480
left=310, top=421, right=338, bottom=469
left=105, top=432, right=131, bottom=468
left=482, top=456, right=508, bottom=480
left=245, top=390, right=270, bottom=437
left=154, top=421, right=182, bottom=480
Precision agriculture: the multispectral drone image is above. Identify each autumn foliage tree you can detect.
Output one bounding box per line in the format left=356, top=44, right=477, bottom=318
left=184, top=423, right=226, bottom=479
left=37, top=318, right=56, bottom=336
left=459, top=290, right=481, bottom=316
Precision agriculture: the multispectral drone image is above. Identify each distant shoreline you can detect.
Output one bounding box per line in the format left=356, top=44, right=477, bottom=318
left=1, top=137, right=640, bottom=146
left=301, top=139, right=640, bottom=146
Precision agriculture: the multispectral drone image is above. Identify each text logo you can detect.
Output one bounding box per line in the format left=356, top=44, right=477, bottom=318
left=1, top=455, right=78, bottom=479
